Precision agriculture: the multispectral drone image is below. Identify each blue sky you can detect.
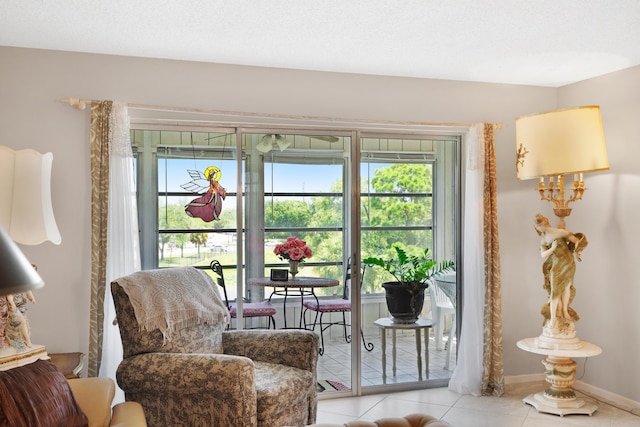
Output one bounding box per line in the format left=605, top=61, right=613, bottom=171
left=159, top=158, right=386, bottom=194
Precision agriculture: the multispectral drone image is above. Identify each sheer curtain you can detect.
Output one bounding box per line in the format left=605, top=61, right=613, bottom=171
left=449, top=123, right=504, bottom=396
left=101, top=102, right=140, bottom=401
left=88, top=101, right=140, bottom=402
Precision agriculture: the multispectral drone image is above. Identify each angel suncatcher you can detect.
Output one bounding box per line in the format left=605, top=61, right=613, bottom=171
left=182, top=166, right=226, bottom=222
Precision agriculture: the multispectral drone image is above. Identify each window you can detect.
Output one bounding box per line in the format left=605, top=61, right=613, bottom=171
left=132, top=129, right=241, bottom=297
left=360, top=159, right=434, bottom=293
left=132, top=129, right=458, bottom=300
left=358, top=136, right=458, bottom=291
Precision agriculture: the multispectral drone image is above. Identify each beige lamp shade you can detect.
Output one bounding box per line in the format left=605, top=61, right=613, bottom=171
left=0, top=146, right=61, bottom=245
left=0, top=225, right=44, bottom=296
left=516, top=106, right=609, bottom=180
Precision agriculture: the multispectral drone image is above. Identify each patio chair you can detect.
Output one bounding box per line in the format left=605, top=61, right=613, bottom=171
left=210, top=260, right=277, bottom=329
left=429, top=280, right=455, bottom=369
left=303, top=258, right=374, bottom=355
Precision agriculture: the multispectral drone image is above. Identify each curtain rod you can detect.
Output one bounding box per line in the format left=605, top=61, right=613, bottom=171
left=59, top=97, right=503, bottom=130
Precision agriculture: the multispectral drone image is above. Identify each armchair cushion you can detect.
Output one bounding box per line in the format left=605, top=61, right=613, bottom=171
left=254, top=361, right=315, bottom=423
left=0, top=359, right=88, bottom=427
left=223, top=330, right=319, bottom=425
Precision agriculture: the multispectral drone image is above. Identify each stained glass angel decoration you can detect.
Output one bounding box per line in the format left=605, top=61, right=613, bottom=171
left=182, top=166, right=226, bottom=222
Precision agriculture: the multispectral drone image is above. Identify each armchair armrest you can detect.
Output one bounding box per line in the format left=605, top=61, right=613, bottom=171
left=117, top=353, right=259, bottom=425
left=117, top=352, right=256, bottom=396
left=67, top=377, right=114, bottom=427
left=67, top=377, right=147, bottom=426
left=223, top=329, right=319, bottom=372
left=111, top=401, right=147, bottom=427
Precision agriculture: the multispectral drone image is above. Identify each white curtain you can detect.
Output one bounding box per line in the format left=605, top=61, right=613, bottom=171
left=448, top=123, right=485, bottom=395
left=98, top=102, right=141, bottom=403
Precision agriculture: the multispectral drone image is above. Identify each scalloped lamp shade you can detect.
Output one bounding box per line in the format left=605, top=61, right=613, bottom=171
left=0, top=146, right=61, bottom=245
left=516, top=106, right=609, bottom=180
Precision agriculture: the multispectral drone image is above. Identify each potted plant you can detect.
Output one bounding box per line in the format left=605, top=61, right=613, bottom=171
left=363, top=246, right=455, bottom=323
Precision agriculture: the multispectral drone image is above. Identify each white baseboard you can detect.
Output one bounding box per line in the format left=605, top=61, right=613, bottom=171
left=505, top=374, right=640, bottom=415
left=574, top=380, right=640, bottom=415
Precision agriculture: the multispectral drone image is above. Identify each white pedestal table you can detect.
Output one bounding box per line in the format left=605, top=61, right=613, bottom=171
left=517, top=337, right=602, bottom=417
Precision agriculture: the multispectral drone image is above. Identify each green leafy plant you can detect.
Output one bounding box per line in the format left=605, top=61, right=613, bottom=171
left=363, top=246, right=454, bottom=287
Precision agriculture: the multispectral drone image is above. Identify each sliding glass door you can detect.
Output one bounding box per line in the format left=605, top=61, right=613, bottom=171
left=133, top=126, right=461, bottom=396
left=356, top=134, right=460, bottom=392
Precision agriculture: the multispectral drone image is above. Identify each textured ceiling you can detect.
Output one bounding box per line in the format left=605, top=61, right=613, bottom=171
left=2, top=0, right=639, bottom=87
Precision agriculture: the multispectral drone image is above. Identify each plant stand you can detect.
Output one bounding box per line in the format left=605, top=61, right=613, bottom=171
left=374, top=317, right=435, bottom=383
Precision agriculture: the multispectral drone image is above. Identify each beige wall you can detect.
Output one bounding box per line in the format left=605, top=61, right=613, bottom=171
left=1, top=46, right=637, bottom=403
left=557, top=68, right=640, bottom=401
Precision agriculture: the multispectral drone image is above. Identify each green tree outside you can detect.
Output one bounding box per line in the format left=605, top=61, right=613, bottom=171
left=159, top=163, right=434, bottom=294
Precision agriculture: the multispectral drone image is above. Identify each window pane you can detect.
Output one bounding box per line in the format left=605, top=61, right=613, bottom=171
left=265, top=163, right=342, bottom=194
left=159, top=157, right=239, bottom=194
left=360, top=229, right=433, bottom=293
left=159, top=196, right=238, bottom=230
left=360, top=159, right=435, bottom=295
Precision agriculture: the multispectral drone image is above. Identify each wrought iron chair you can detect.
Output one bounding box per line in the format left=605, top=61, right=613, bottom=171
left=210, top=260, right=277, bottom=329
left=303, top=258, right=374, bottom=355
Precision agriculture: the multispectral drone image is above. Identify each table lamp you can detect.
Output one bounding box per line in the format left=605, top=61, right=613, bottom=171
left=0, top=145, right=60, bottom=368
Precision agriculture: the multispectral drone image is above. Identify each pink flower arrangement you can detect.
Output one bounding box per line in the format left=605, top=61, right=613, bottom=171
left=274, top=236, right=313, bottom=262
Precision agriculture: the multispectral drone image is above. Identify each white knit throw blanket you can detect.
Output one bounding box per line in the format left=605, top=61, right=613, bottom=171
left=115, top=266, right=230, bottom=344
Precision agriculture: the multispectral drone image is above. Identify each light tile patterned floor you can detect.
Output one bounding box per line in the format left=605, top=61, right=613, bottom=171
left=315, top=333, right=639, bottom=426
left=317, top=381, right=640, bottom=426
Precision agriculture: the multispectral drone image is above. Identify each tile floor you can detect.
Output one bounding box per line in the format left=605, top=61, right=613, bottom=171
left=314, top=334, right=639, bottom=426
left=316, top=381, right=640, bottom=426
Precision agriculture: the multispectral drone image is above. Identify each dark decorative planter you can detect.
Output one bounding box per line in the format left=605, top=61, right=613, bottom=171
left=382, top=281, right=428, bottom=324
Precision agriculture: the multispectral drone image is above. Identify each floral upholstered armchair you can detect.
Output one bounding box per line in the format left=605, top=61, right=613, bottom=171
left=111, top=266, right=319, bottom=427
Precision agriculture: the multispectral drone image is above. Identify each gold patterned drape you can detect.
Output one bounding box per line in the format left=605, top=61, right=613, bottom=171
left=481, top=123, right=505, bottom=396
left=87, top=101, right=112, bottom=377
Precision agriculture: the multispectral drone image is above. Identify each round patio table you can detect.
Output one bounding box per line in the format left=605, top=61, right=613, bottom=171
left=248, top=276, right=339, bottom=329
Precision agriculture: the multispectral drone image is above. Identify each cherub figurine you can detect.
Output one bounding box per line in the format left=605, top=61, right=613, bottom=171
left=6, top=291, right=36, bottom=350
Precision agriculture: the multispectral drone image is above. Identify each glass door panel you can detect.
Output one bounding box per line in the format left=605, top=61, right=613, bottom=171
left=242, top=132, right=356, bottom=393
left=359, top=136, right=459, bottom=390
